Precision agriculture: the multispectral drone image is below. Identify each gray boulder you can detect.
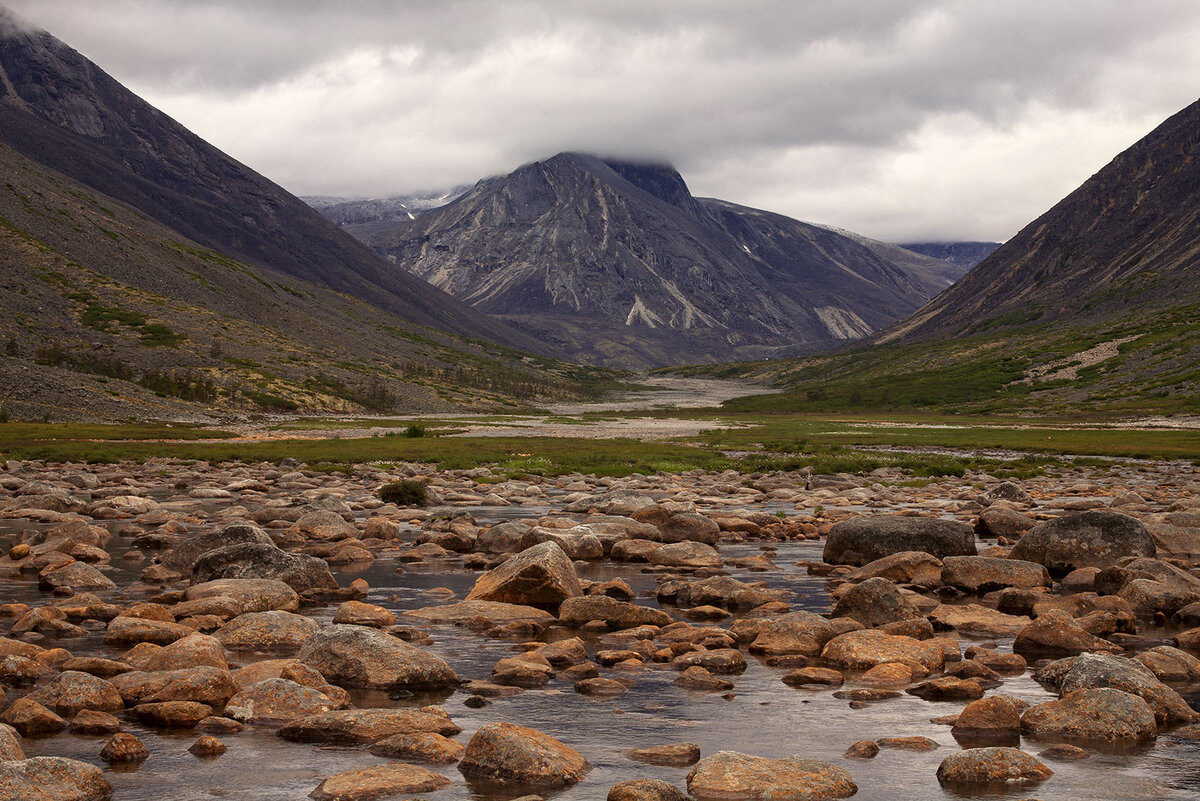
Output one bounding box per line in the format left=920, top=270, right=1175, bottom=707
left=824, top=516, right=976, bottom=566
left=191, top=543, right=337, bottom=591
left=1009, top=511, right=1155, bottom=572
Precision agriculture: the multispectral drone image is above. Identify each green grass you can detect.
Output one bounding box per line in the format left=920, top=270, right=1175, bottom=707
left=0, top=422, right=235, bottom=442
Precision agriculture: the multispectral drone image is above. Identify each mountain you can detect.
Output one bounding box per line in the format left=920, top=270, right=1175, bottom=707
left=344, top=153, right=955, bottom=368
left=898, top=242, right=1000, bottom=272
left=0, top=7, right=542, bottom=353
left=882, top=99, right=1200, bottom=345
left=813, top=226, right=973, bottom=295
left=304, top=187, right=471, bottom=227
left=672, top=99, right=1200, bottom=418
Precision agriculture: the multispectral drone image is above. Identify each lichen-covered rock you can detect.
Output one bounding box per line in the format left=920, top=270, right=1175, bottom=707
left=25, top=671, right=123, bottom=717
left=1047, top=653, right=1198, bottom=727
left=458, top=722, right=588, bottom=787
left=160, top=522, right=275, bottom=575
left=224, top=678, right=337, bottom=725
left=131, top=701, right=213, bottom=729
left=465, top=541, right=583, bottom=609
left=331, top=601, right=396, bottom=628
left=820, top=629, right=944, bottom=675
left=941, top=556, right=1051, bottom=593
left=929, top=604, right=1029, bottom=638
left=686, top=751, right=857, bottom=800
left=1020, top=688, right=1157, bottom=743
left=368, top=732, right=465, bottom=763
left=952, top=695, right=1027, bottom=741
left=184, top=578, right=299, bottom=614
left=625, top=742, right=701, bottom=767
left=831, top=577, right=922, bottom=628
left=115, top=666, right=237, bottom=707
left=936, top=747, right=1052, bottom=786
left=608, top=779, right=690, bottom=801
left=650, top=541, right=722, bottom=569
left=671, top=649, right=747, bottom=675
left=747, top=612, right=838, bottom=657
left=191, top=543, right=337, bottom=591
left=278, top=707, right=460, bottom=744
left=0, top=699, right=66, bottom=736
left=297, top=625, right=459, bottom=691
left=0, top=724, right=23, bottom=761
left=1013, top=610, right=1122, bottom=660
left=1134, top=645, right=1200, bottom=682
left=104, top=616, right=194, bottom=647
left=1009, top=511, right=1155, bottom=572
left=215, top=611, right=321, bottom=652
left=558, top=595, right=671, bottom=630
left=99, top=733, right=148, bottom=763
left=309, top=763, right=451, bottom=800
left=824, top=516, right=976, bottom=566
left=0, top=756, right=112, bottom=800
left=143, top=633, right=228, bottom=671
left=849, top=552, right=944, bottom=586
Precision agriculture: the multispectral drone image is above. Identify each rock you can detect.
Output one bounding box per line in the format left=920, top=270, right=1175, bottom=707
left=279, top=707, right=460, bottom=744
left=1097, top=557, right=1200, bottom=615
left=0, top=756, right=112, bottom=800
left=686, top=751, right=857, bottom=800
left=625, top=742, right=701, bottom=767
left=951, top=695, right=1026, bottom=741
left=215, top=611, right=321, bottom=652
left=941, top=556, right=1050, bottom=593
left=858, top=662, right=913, bottom=688
left=1020, top=688, right=1157, bottom=743
left=1134, top=645, right=1200, bottom=682
left=980, top=482, right=1034, bottom=506
left=608, top=779, right=690, bottom=801
left=936, top=747, right=1052, bottom=786
left=824, top=516, right=976, bottom=566
left=1013, top=610, right=1121, bottom=660
left=0, top=699, right=67, bottom=735
left=671, top=649, right=747, bottom=675
left=104, top=616, right=195, bottom=647
left=1052, top=653, right=1198, bottom=727
left=309, top=763, right=451, bottom=800
left=297, top=625, right=459, bottom=691
left=675, top=666, right=734, bottom=691
left=403, top=601, right=554, bottom=626
left=132, top=701, right=213, bottom=728
left=368, top=732, right=465, bottom=763
left=458, top=722, right=588, bottom=787
left=224, top=678, right=338, bottom=725
left=876, top=736, right=938, bottom=751
left=672, top=576, right=788, bottom=611
left=187, top=735, right=226, bottom=756
left=558, top=596, right=672, bottom=630
left=564, top=490, right=655, bottom=517
left=650, top=541, right=722, bottom=569
left=25, top=671, right=123, bottom=717
left=144, top=633, right=228, bottom=671
left=518, top=526, right=604, bottom=560
left=0, top=725, right=22, bottom=761
left=821, top=629, right=944, bottom=675
left=655, top=512, right=721, bottom=545
left=332, top=601, right=396, bottom=628
left=1038, top=743, right=1091, bottom=761
left=37, top=561, right=115, bottom=592
left=191, top=543, right=337, bottom=592
left=116, top=666, right=237, bottom=707
left=929, top=604, right=1029, bottom=638
left=906, top=677, right=984, bottom=701
left=68, top=710, right=121, bottom=735
left=575, top=677, right=631, bottom=696
left=831, top=577, right=923, bottom=628
left=184, top=578, right=300, bottom=613
left=1009, top=511, right=1155, bottom=572
left=465, top=542, right=583, bottom=610
left=975, top=507, right=1036, bottom=539
left=842, top=740, right=879, bottom=759
left=100, top=733, right=149, bottom=763
left=159, top=522, right=275, bottom=574
left=782, top=667, right=844, bottom=688
left=849, top=552, right=943, bottom=586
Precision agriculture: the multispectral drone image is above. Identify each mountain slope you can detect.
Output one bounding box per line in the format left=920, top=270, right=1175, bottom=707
left=898, top=241, right=1001, bottom=272
left=0, top=7, right=542, bottom=353
left=348, top=153, right=947, bottom=368
left=881, top=98, right=1200, bottom=345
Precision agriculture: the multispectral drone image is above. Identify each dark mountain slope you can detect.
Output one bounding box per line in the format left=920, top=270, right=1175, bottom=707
left=899, top=241, right=1001, bottom=272
left=882, top=98, right=1200, bottom=345
left=0, top=7, right=542, bottom=352
left=350, top=153, right=942, bottom=368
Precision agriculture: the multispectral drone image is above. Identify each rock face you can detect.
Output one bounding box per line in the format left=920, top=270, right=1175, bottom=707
left=824, top=516, right=977, bottom=566
left=0, top=756, right=113, bottom=800
left=458, top=722, right=588, bottom=787
left=465, top=542, right=583, bottom=609
left=191, top=543, right=338, bottom=591
left=1021, top=688, right=1158, bottom=743
left=346, top=152, right=949, bottom=369
left=936, top=747, right=1052, bottom=786
left=685, top=751, right=857, bottom=800
left=1009, top=511, right=1155, bottom=572
left=297, top=625, right=459, bottom=691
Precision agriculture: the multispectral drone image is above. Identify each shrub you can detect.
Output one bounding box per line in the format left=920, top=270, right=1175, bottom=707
left=404, top=424, right=427, bottom=438
left=378, top=479, right=428, bottom=506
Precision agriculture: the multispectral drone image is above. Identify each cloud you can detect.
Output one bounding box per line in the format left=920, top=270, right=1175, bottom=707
left=8, top=0, right=1200, bottom=241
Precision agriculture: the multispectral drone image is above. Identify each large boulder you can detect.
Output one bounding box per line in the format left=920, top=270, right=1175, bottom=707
left=0, top=756, right=112, bottom=801
left=936, top=747, right=1051, bottom=787
left=1021, top=688, right=1157, bottom=743
left=183, top=578, right=299, bottom=614
left=608, top=779, right=690, bottom=801
left=558, top=596, right=672, bottom=630
left=951, top=696, right=1027, bottom=742
left=651, top=541, right=722, bottom=569
left=224, top=678, right=339, bottom=725
left=465, top=541, right=583, bottom=609
left=278, top=707, right=460, bottom=744
left=458, top=722, right=588, bottom=787
left=25, top=672, right=123, bottom=717
left=929, top=604, right=1029, bottom=638
left=1042, top=653, right=1197, bottom=727
left=824, top=516, right=976, bottom=566
left=564, top=491, right=655, bottom=516
left=1009, top=511, right=1155, bottom=572
left=748, top=611, right=838, bottom=657
left=215, top=611, right=321, bottom=653
left=1096, top=557, right=1200, bottom=616
left=686, top=751, right=856, bottom=801
left=940, top=556, right=1051, bottom=593
left=297, top=625, right=459, bottom=691
left=159, top=522, right=274, bottom=574
left=1013, top=610, right=1121, bottom=660
left=518, top=526, right=604, bottom=560
left=849, top=551, right=943, bottom=586
left=831, top=577, right=922, bottom=628
left=821, top=629, right=944, bottom=675
left=191, top=543, right=337, bottom=591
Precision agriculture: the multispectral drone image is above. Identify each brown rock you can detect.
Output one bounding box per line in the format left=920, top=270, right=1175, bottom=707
left=1020, top=687, right=1157, bottom=743
left=24, top=671, right=123, bottom=717
left=686, top=751, right=857, bottom=800
left=843, top=740, right=879, bottom=759
left=68, top=710, right=122, bottom=735
left=608, top=779, right=689, bottom=801
left=131, top=701, right=213, bottom=729
left=297, top=625, right=459, bottom=691
left=278, top=707, right=460, bottom=745
left=1013, top=609, right=1122, bottom=660
left=936, top=747, right=1052, bottom=786
left=224, top=678, right=337, bottom=725
left=100, top=733, right=149, bottom=763
left=952, top=695, right=1026, bottom=742
left=0, top=698, right=67, bottom=736
left=625, top=742, right=701, bottom=766
left=215, top=611, right=321, bottom=652
left=820, top=629, right=944, bottom=675
left=458, top=722, right=588, bottom=787
left=876, top=736, right=937, bottom=751
left=187, top=735, right=226, bottom=756
left=310, top=763, right=451, bottom=800
left=675, top=666, right=734, bottom=691
left=368, top=731, right=464, bottom=763
left=465, top=541, right=583, bottom=609
left=0, top=756, right=112, bottom=799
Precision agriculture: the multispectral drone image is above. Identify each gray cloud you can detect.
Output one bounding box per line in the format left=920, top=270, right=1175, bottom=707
left=8, top=0, right=1200, bottom=241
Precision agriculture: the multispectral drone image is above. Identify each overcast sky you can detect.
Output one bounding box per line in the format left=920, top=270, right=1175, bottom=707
left=9, top=1, right=1200, bottom=242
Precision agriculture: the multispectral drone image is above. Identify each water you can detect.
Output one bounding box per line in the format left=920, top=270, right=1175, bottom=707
left=6, top=511, right=1200, bottom=800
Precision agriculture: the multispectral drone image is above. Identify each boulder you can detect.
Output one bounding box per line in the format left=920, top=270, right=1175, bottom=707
left=558, top=596, right=671, bottom=630
left=686, top=751, right=856, bottom=801
left=115, top=666, right=237, bottom=707
left=936, top=747, right=1051, bottom=786
left=831, top=577, right=923, bottom=627
left=608, top=779, right=690, bottom=801
left=929, top=604, right=1029, bottom=638
left=465, top=542, right=582, bottom=610
left=279, top=707, right=460, bottom=744
left=1049, top=653, right=1197, bottom=727
left=564, top=490, right=655, bottom=516
left=224, top=679, right=338, bottom=725
left=748, top=611, right=837, bottom=656
left=191, top=543, right=337, bottom=591
left=99, top=733, right=148, bottom=763
left=824, top=516, right=976, bottom=566
left=671, top=649, right=747, bottom=675
left=974, top=507, right=1036, bottom=539
left=1020, top=688, right=1157, bottom=743
left=1013, top=610, right=1121, bottom=660
left=951, top=696, right=1026, bottom=742
left=980, top=482, right=1033, bottom=506
left=215, top=611, right=321, bottom=652
left=144, top=633, right=228, bottom=671
left=368, top=732, right=465, bottom=763
left=0, top=756, right=112, bottom=800
left=309, top=763, right=451, bottom=800
left=820, top=629, right=944, bottom=675
left=104, top=616, right=197, bottom=647
left=332, top=601, right=396, bottom=628
left=132, top=701, right=213, bottom=728
left=297, top=625, right=459, bottom=691
left=458, top=722, right=588, bottom=787
left=1009, top=511, right=1155, bottom=572
left=650, top=541, right=722, bottom=569
left=849, top=551, right=943, bottom=586
left=625, top=742, right=701, bottom=767
left=402, top=601, right=554, bottom=626
left=0, top=724, right=22, bottom=761
left=25, top=671, right=123, bottom=717
left=0, top=699, right=66, bottom=736
left=940, top=556, right=1050, bottom=593
left=159, top=522, right=274, bottom=574
left=518, top=526, right=604, bottom=560
left=1134, top=646, right=1200, bottom=682
left=184, top=578, right=299, bottom=613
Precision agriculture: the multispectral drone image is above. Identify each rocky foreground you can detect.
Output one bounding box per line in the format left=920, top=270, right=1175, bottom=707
left=0, top=456, right=1198, bottom=800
